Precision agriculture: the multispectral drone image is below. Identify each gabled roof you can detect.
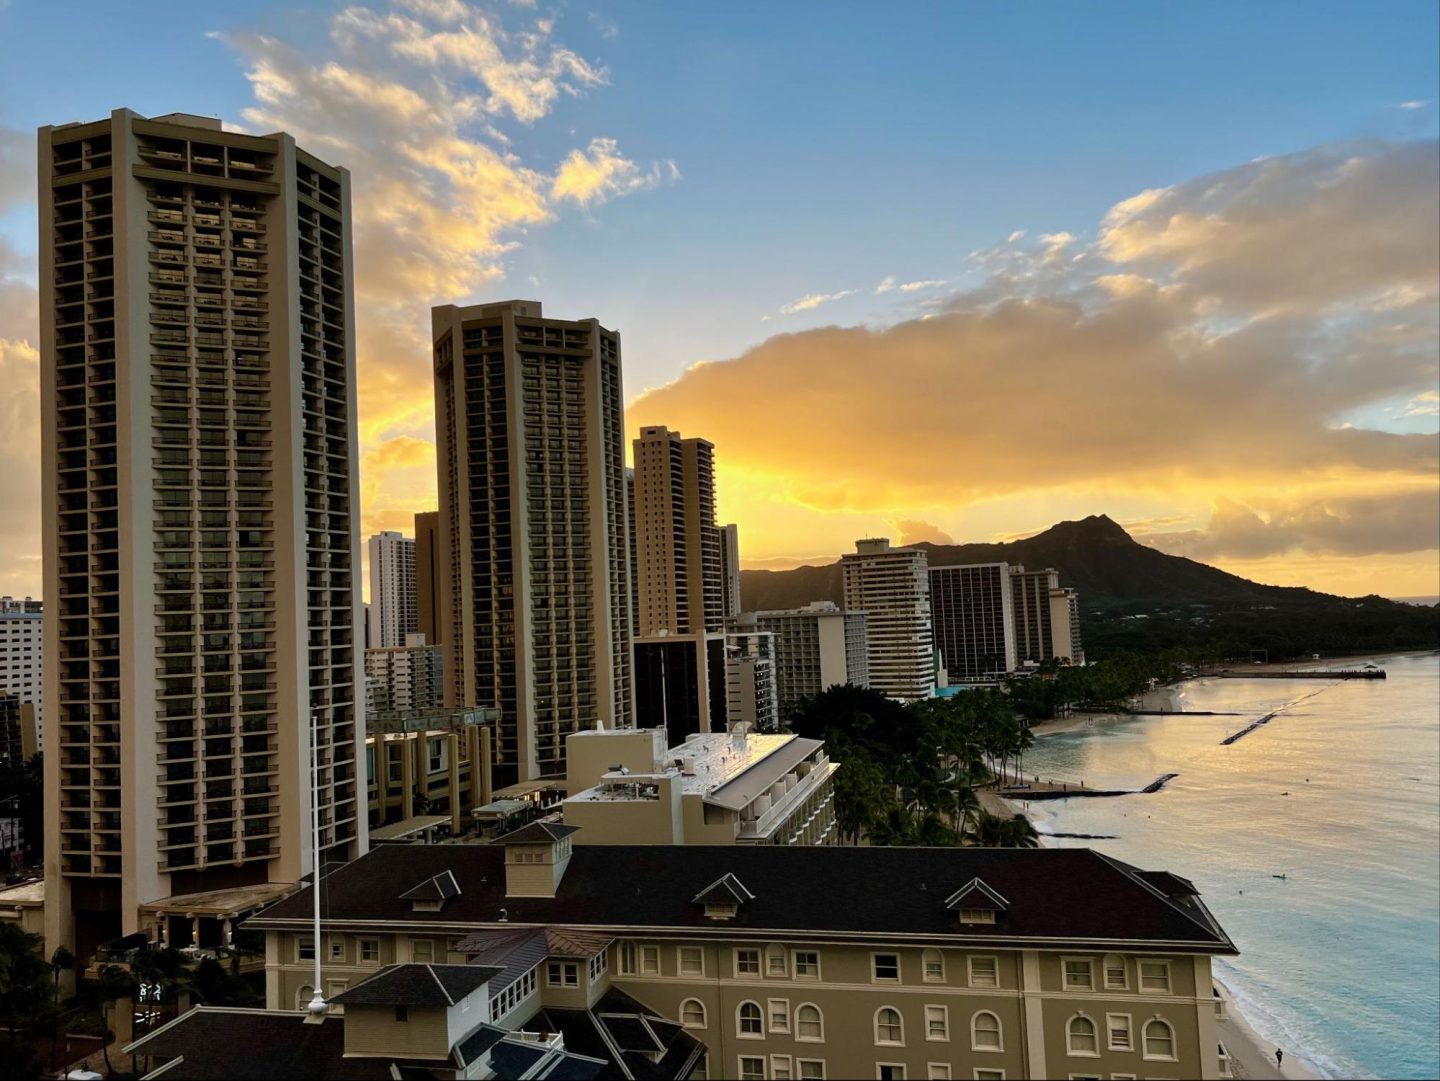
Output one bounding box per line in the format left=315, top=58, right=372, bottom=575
left=400, top=869, right=461, bottom=903
left=494, top=821, right=581, bottom=845
left=545, top=928, right=614, bottom=959
left=691, top=872, right=756, bottom=906
left=328, top=963, right=502, bottom=1007
left=944, top=877, right=1010, bottom=911
left=532, top=987, right=708, bottom=1081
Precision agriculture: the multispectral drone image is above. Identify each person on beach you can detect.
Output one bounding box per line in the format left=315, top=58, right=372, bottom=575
left=1276, top=1048, right=1284, bottom=1068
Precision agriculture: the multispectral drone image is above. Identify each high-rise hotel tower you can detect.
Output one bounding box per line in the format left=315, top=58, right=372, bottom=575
left=433, top=301, right=631, bottom=788
left=39, top=110, right=365, bottom=960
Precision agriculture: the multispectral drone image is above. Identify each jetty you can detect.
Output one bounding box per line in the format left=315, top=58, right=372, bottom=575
left=1217, top=667, right=1385, bottom=680
left=999, top=772, right=1178, bottom=801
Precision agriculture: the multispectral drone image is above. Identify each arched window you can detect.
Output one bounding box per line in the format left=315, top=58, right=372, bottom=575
left=765, top=943, right=789, bottom=976
left=1102, top=953, right=1127, bottom=990
left=1067, top=1014, right=1098, bottom=1055
left=295, top=984, right=314, bottom=1011
left=921, top=948, right=945, bottom=983
left=1143, top=1018, right=1176, bottom=1060
left=796, top=1003, right=824, bottom=1042
left=680, top=998, right=706, bottom=1029
left=874, top=1006, right=904, bottom=1046
left=971, top=1010, right=1003, bottom=1051
left=737, top=1000, right=764, bottom=1038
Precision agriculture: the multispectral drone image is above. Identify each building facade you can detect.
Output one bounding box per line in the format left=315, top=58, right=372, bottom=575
left=413, top=510, right=442, bottom=647
left=748, top=602, right=868, bottom=719
left=1009, top=567, right=1084, bottom=667
left=725, top=631, right=779, bottom=733
left=0, top=598, right=44, bottom=753
left=364, top=633, right=443, bottom=714
left=39, top=109, right=365, bottom=962
left=719, top=523, right=741, bottom=621
left=249, top=841, right=1238, bottom=1081
left=929, top=564, right=1017, bottom=683
left=841, top=539, right=935, bottom=701
left=366, top=530, right=416, bottom=650
left=433, top=301, right=632, bottom=787
left=632, top=425, right=723, bottom=637
left=633, top=631, right=727, bottom=747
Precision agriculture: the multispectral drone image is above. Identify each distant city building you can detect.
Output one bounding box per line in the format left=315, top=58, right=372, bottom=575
left=0, top=598, right=43, bottom=753
left=562, top=726, right=838, bottom=845
left=0, top=691, right=27, bottom=771
left=632, top=631, right=726, bottom=747
left=365, top=705, right=495, bottom=834
left=719, top=522, right=741, bottom=620
left=631, top=425, right=723, bottom=636
left=841, top=539, right=935, bottom=700
left=724, top=630, right=779, bottom=733
left=366, top=531, right=417, bottom=649
left=1010, top=566, right=1084, bottom=666
left=364, top=633, right=443, bottom=714
left=39, top=109, right=365, bottom=962
left=747, top=601, right=869, bottom=717
left=433, top=301, right=631, bottom=787
left=413, top=511, right=443, bottom=646
left=929, top=563, right=1018, bottom=682
left=1050, top=584, right=1085, bottom=665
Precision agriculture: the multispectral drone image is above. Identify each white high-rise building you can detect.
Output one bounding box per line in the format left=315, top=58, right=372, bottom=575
left=748, top=601, right=868, bottom=716
left=724, top=630, right=779, bottom=733
left=841, top=538, right=935, bottom=701
left=0, top=598, right=44, bottom=753
left=929, top=563, right=1018, bottom=682
left=39, top=109, right=365, bottom=960
left=366, top=530, right=416, bottom=649
left=719, top=523, right=741, bottom=620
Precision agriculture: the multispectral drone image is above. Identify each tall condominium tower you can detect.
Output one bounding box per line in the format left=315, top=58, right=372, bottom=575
left=929, top=563, right=1018, bottom=682
left=0, top=598, right=44, bottom=753
left=1010, top=565, right=1083, bottom=666
left=724, top=630, right=779, bottom=732
left=366, top=530, right=416, bottom=649
left=413, top=511, right=442, bottom=646
left=718, top=523, right=741, bottom=621
left=748, top=601, right=869, bottom=716
left=39, top=110, right=365, bottom=960
left=433, top=301, right=631, bottom=787
left=632, top=426, right=722, bottom=636
left=840, top=538, right=935, bottom=700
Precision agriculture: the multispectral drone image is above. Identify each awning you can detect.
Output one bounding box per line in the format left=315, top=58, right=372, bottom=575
left=369, top=814, right=452, bottom=841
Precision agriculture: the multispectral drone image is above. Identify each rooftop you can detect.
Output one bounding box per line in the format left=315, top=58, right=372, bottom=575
left=329, top=963, right=501, bottom=1007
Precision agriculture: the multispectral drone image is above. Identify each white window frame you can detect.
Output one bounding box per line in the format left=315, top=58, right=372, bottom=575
left=546, top=961, right=580, bottom=988
left=739, top=1055, right=767, bottom=1081
left=410, top=938, right=434, bottom=963
left=796, top=1002, right=825, bottom=1043
left=769, top=998, right=791, bottom=1034
left=737, top=1000, right=765, bottom=1039
left=968, top=954, right=999, bottom=988
left=618, top=941, right=638, bottom=975
left=924, top=1004, right=949, bottom=1042
left=1062, top=956, right=1095, bottom=991
left=1066, top=1014, right=1100, bottom=1057
left=927, top=1066, right=952, bottom=1081
left=327, top=939, right=346, bottom=963
left=680, top=998, right=707, bottom=1029
left=973, top=1070, right=1006, bottom=1081
left=357, top=937, right=380, bottom=965
left=874, top=1005, right=905, bottom=1046
left=767, top=944, right=790, bottom=977
left=736, top=947, right=762, bottom=977
left=295, top=984, right=314, bottom=1011
left=640, top=945, right=660, bottom=975
left=679, top=946, right=705, bottom=977
left=771, top=1054, right=794, bottom=1081
left=1141, top=1018, right=1177, bottom=1061
left=797, top=1060, right=826, bottom=1080
left=1138, top=959, right=1172, bottom=994
left=922, top=948, right=945, bottom=983
left=793, top=949, right=821, bottom=980
left=871, top=951, right=901, bottom=983
left=1102, top=954, right=1128, bottom=991
left=876, top=1065, right=907, bottom=1081
left=1105, top=1012, right=1133, bottom=1052
left=971, top=1010, right=1003, bottom=1052
left=295, top=935, right=315, bottom=963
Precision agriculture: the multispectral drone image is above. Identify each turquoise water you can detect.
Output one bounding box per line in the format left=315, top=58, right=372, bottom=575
left=1018, top=653, right=1440, bottom=1080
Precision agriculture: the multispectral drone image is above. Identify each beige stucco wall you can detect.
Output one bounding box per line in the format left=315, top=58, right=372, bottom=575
left=342, top=1003, right=450, bottom=1059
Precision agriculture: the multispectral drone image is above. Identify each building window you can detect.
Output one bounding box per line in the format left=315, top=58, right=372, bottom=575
left=767, top=944, right=789, bottom=977
left=973, top=1070, right=1006, bottom=1080
left=925, top=1005, right=948, bottom=1041
left=295, top=984, right=314, bottom=1011
left=1102, top=954, right=1127, bottom=990
left=921, top=949, right=945, bottom=983
left=1066, top=1015, right=1098, bottom=1056
left=327, top=940, right=346, bottom=963
left=619, top=941, right=638, bottom=975
left=874, top=1006, right=904, bottom=1046
left=296, top=936, right=315, bottom=962
left=1106, top=1013, right=1133, bottom=1051
left=968, top=955, right=999, bottom=988
left=681, top=998, right=707, bottom=1029
left=738, top=1001, right=764, bottom=1038
left=771, top=1054, right=794, bottom=1080
left=588, top=951, right=608, bottom=982
left=679, top=947, right=705, bottom=976
left=640, top=945, right=660, bottom=974
left=793, top=950, right=820, bottom=979
left=797, top=1060, right=826, bottom=1079
left=1063, top=958, right=1094, bottom=991
left=394, top=1005, right=408, bottom=1023
left=872, top=953, right=900, bottom=982
left=769, top=998, right=791, bottom=1034
left=958, top=908, right=995, bottom=924
left=411, top=939, right=434, bottom=962
left=877, top=1065, right=906, bottom=1081
left=927, top=1066, right=952, bottom=1080
left=740, top=1057, right=767, bottom=1081
left=736, top=948, right=762, bottom=976
left=1138, top=960, right=1171, bottom=994
left=796, top=1003, right=824, bottom=1042
left=1142, top=1019, right=1176, bottom=1060
left=971, top=1010, right=1003, bottom=1051
left=358, top=938, right=380, bottom=965
left=547, top=962, right=580, bottom=988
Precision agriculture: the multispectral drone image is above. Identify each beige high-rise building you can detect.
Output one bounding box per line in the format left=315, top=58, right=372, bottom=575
left=1010, top=566, right=1084, bottom=667
left=930, top=563, right=1018, bottom=682
left=841, top=539, right=935, bottom=701
left=748, top=601, right=869, bottom=717
left=39, top=109, right=365, bottom=962
left=413, top=510, right=442, bottom=646
left=719, top=522, right=741, bottom=620
left=366, top=530, right=416, bottom=649
left=632, top=425, right=722, bottom=637
left=433, top=301, right=631, bottom=788
left=0, top=598, right=44, bottom=753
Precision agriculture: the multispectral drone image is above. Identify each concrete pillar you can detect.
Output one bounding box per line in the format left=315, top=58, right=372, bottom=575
left=467, top=725, right=483, bottom=812
left=1020, top=949, right=1047, bottom=1079
left=479, top=726, right=493, bottom=806
left=400, top=737, right=415, bottom=819
left=374, top=737, right=390, bottom=824
left=110, top=994, right=135, bottom=1045
left=222, top=918, right=233, bottom=948
left=447, top=732, right=461, bottom=834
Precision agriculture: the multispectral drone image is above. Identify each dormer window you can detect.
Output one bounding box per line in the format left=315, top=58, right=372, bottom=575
left=704, top=903, right=738, bottom=920
left=692, top=872, right=756, bottom=920
left=959, top=908, right=996, bottom=925
left=944, top=877, right=1009, bottom=927
left=399, top=870, right=461, bottom=914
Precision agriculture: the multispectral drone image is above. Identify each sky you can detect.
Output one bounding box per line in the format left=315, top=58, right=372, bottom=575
left=0, top=0, right=1437, bottom=600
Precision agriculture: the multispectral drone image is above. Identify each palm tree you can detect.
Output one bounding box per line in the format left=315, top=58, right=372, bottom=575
left=93, top=964, right=138, bottom=1076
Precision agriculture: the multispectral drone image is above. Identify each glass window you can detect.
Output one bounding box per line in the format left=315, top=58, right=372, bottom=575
left=547, top=961, right=579, bottom=987
left=797, top=1061, right=826, bottom=1080
left=925, top=1005, right=948, bottom=1041
left=680, top=947, right=705, bottom=976
left=739, top=1001, right=764, bottom=1037
left=972, top=1011, right=1002, bottom=1052
left=793, top=950, right=820, bottom=979
left=772, top=1055, right=793, bottom=1081
left=1142, top=1019, right=1176, bottom=1060
left=922, top=949, right=945, bottom=983
left=769, top=999, right=791, bottom=1033
left=968, top=956, right=999, bottom=988
left=737, top=948, right=762, bottom=976
left=1103, top=954, right=1127, bottom=990
left=641, top=945, right=660, bottom=974
left=927, top=1066, right=952, bottom=1081
left=873, top=954, right=900, bottom=982
left=327, top=940, right=345, bottom=963
left=797, top=1003, right=824, bottom=1041
left=411, top=939, right=434, bottom=962
left=875, top=1007, right=903, bottom=1045
left=767, top=944, right=789, bottom=976
left=1063, top=959, right=1094, bottom=991
left=619, top=941, right=638, bottom=975
left=681, top=999, right=707, bottom=1029
left=358, top=938, right=380, bottom=964
left=1138, top=960, right=1171, bottom=993
left=739, top=1057, right=766, bottom=1081
left=296, top=935, right=315, bottom=962
left=1106, top=1013, right=1132, bottom=1051
left=1067, top=1015, right=1098, bottom=1055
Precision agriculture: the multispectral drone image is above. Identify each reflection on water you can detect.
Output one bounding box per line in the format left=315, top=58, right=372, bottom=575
left=1020, top=653, right=1440, bottom=1081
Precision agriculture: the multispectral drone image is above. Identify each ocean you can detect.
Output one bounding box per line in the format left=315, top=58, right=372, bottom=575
left=1017, top=652, right=1440, bottom=1080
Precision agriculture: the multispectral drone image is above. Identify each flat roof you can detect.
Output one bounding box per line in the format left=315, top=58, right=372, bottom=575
left=492, top=778, right=564, bottom=800
left=0, top=878, right=44, bottom=906
left=139, top=881, right=296, bottom=918
left=370, top=815, right=451, bottom=841
left=705, top=736, right=824, bottom=810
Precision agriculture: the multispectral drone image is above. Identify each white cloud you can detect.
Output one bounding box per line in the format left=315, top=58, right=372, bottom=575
left=1402, top=390, right=1439, bottom=417
left=1394, top=100, right=1430, bottom=110
left=897, top=278, right=947, bottom=292
left=551, top=137, right=676, bottom=206
left=874, top=276, right=897, bottom=294
left=780, top=289, right=858, bottom=315
left=1006, top=229, right=1025, bottom=243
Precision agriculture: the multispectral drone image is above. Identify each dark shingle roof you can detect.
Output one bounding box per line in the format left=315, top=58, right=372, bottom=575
left=944, top=877, right=1009, bottom=910
left=328, top=963, right=502, bottom=1007
left=494, top=821, right=581, bottom=845
left=456, top=927, right=550, bottom=992
left=691, top=872, right=755, bottom=906
left=400, top=869, right=460, bottom=902
left=253, top=844, right=1235, bottom=953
